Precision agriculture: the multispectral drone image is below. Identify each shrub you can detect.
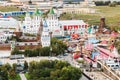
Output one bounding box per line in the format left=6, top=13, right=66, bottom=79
left=109, top=3, right=117, bottom=7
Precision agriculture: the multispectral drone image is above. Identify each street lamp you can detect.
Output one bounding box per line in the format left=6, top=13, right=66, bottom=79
left=49, top=31, right=53, bottom=57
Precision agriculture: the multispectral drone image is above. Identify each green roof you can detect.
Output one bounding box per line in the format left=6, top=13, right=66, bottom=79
left=34, top=8, right=43, bottom=16
left=26, top=11, right=30, bottom=15
left=49, top=8, right=54, bottom=14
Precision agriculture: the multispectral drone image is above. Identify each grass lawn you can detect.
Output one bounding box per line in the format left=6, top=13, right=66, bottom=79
left=0, top=6, right=21, bottom=12
left=60, top=5, right=120, bottom=29
left=25, top=73, right=30, bottom=80
left=93, top=6, right=120, bottom=27
left=9, top=74, right=21, bottom=80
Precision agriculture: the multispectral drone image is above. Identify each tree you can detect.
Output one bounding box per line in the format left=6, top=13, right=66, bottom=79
left=61, top=66, right=82, bottom=80
left=0, top=66, right=8, bottom=80
left=51, top=38, right=67, bottom=56
left=27, top=60, right=82, bottom=80
left=54, top=60, right=70, bottom=69
left=12, top=63, right=17, bottom=71
left=24, top=61, right=28, bottom=71
left=3, top=63, right=11, bottom=71
left=28, top=0, right=32, bottom=4
left=109, top=2, right=116, bottom=7
left=11, top=48, right=19, bottom=55
left=9, top=69, right=16, bottom=80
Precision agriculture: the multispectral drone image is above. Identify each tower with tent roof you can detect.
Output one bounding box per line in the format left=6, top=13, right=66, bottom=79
left=73, top=45, right=81, bottom=59
left=40, top=18, right=51, bottom=47
left=46, top=8, right=61, bottom=37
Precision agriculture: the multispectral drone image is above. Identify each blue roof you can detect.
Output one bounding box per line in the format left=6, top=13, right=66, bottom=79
left=43, top=19, right=48, bottom=27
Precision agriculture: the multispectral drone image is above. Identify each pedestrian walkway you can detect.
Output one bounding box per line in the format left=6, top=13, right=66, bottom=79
left=19, top=73, right=27, bottom=80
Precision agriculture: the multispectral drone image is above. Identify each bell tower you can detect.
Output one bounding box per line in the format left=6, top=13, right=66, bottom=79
left=37, top=20, right=43, bottom=41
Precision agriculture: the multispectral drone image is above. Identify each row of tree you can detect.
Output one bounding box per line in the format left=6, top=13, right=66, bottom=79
left=11, top=38, right=67, bottom=57
left=28, top=60, right=82, bottom=80
left=94, top=1, right=111, bottom=6
left=94, top=1, right=120, bottom=6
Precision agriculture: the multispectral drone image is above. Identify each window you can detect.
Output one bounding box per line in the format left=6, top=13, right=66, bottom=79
left=116, top=65, right=119, bottom=67
left=38, top=43, right=40, bottom=45
left=111, top=65, right=114, bottom=67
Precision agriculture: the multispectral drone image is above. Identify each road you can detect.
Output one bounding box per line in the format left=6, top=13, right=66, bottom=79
left=0, top=57, right=60, bottom=65
left=62, top=54, right=115, bottom=80
left=19, top=73, right=27, bottom=80
left=0, top=55, right=114, bottom=80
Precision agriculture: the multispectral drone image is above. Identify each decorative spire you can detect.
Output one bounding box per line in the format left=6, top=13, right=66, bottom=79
left=49, top=8, right=54, bottom=14
left=43, top=19, right=48, bottom=27
left=75, top=46, right=80, bottom=52
left=34, top=8, right=43, bottom=16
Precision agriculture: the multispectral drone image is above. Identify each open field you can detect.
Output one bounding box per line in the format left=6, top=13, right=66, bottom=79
left=94, top=6, right=120, bottom=27
left=60, top=5, right=120, bottom=30
left=0, top=5, right=120, bottom=30
left=0, top=6, right=20, bottom=12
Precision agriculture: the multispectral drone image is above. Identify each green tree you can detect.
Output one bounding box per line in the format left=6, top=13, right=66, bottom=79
left=24, top=61, right=28, bottom=71
left=54, top=60, right=70, bottom=69
left=12, top=63, right=17, bottom=71
left=0, top=66, right=8, bottom=80
left=27, top=60, right=82, bottom=80
left=11, top=47, right=19, bottom=55
left=3, top=63, right=11, bottom=71
left=9, top=69, right=16, bottom=80
left=61, top=66, right=82, bottom=80
left=51, top=38, right=67, bottom=56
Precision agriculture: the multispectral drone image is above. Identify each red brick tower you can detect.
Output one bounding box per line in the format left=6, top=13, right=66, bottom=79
left=99, top=17, right=106, bottom=33
left=37, top=20, right=43, bottom=41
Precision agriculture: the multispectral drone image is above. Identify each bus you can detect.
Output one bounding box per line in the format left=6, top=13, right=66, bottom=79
left=10, top=54, right=24, bottom=60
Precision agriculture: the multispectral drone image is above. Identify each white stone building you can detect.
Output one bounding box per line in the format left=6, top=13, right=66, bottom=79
left=0, top=32, right=12, bottom=42
left=0, top=16, right=19, bottom=29
left=46, top=8, right=62, bottom=37
left=0, top=16, right=21, bottom=37
left=21, top=9, right=42, bottom=35
left=21, top=8, right=88, bottom=36
left=59, top=20, right=88, bottom=35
